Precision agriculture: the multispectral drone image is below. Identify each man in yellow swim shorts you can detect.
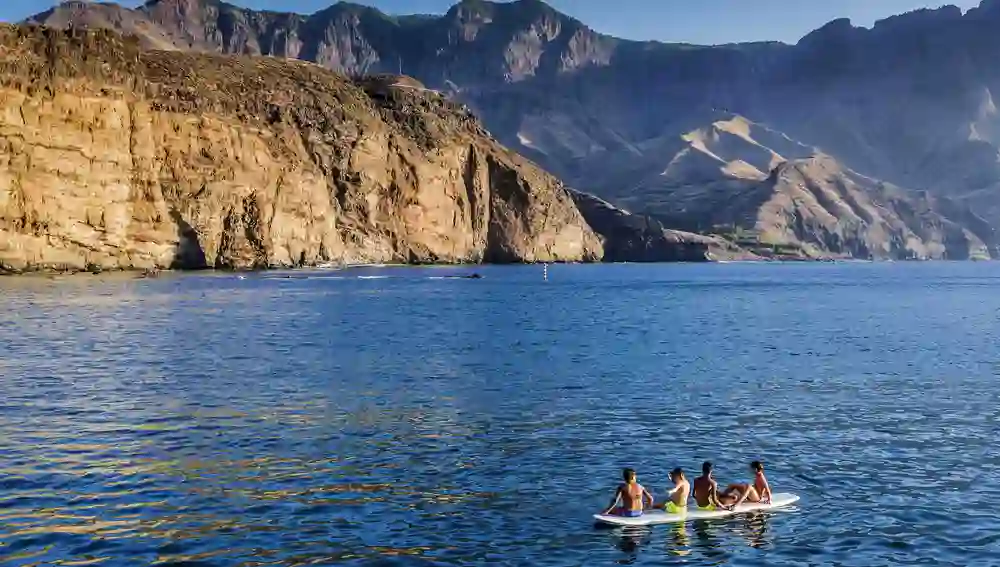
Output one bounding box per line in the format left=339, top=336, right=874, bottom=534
left=692, top=461, right=737, bottom=511
left=657, top=467, right=689, bottom=514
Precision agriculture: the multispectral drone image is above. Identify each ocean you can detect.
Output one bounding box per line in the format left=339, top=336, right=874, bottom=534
left=1, top=262, right=998, bottom=566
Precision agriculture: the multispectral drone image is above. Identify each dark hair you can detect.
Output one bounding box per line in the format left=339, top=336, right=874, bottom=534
left=671, top=467, right=684, bottom=479
left=751, top=461, right=763, bottom=472
left=702, top=461, right=713, bottom=475
left=623, top=468, right=636, bottom=481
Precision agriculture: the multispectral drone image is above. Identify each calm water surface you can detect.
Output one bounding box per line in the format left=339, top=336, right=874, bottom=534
left=2, top=263, right=1000, bottom=566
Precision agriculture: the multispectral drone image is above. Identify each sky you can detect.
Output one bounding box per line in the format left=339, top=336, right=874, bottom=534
left=1, top=0, right=985, bottom=45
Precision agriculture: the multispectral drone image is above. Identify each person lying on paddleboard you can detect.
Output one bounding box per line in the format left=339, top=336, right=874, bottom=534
left=721, top=460, right=772, bottom=506
left=655, top=467, right=689, bottom=514
left=603, top=468, right=654, bottom=517
left=693, top=461, right=738, bottom=511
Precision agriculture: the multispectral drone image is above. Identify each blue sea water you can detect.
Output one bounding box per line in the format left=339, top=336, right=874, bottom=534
left=1, top=262, right=1000, bottom=566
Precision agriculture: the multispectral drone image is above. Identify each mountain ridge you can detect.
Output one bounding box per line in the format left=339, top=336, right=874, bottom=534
left=23, top=0, right=981, bottom=48
left=17, top=0, right=1000, bottom=260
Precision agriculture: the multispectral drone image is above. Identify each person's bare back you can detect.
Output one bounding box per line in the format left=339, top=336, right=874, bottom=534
left=692, top=461, right=736, bottom=510
left=604, top=468, right=653, bottom=517
left=621, top=480, right=643, bottom=509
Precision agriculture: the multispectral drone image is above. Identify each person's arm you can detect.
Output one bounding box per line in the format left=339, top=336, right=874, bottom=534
left=708, top=482, right=722, bottom=509
left=642, top=486, right=654, bottom=509
left=761, top=477, right=772, bottom=504
left=731, top=484, right=753, bottom=508
left=711, top=481, right=733, bottom=511
left=604, top=485, right=623, bottom=514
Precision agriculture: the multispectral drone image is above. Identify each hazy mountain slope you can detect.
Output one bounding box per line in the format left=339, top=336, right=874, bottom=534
left=640, top=154, right=993, bottom=260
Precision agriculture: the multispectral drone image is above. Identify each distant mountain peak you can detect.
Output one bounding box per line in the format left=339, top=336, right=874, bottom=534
left=142, top=0, right=216, bottom=9
left=309, top=1, right=393, bottom=20
left=448, top=0, right=573, bottom=25
left=972, top=0, right=1000, bottom=13
left=447, top=0, right=498, bottom=17
left=797, top=17, right=858, bottom=46
left=871, top=4, right=964, bottom=33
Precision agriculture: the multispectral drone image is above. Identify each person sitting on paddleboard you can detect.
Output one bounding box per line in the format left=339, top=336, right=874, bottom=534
left=721, top=460, right=772, bottom=506
left=655, top=467, right=689, bottom=514
left=603, top=468, right=653, bottom=517
left=693, top=461, right=738, bottom=511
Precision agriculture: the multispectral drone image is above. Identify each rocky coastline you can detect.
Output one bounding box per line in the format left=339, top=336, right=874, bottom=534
left=0, top=24, right=783, bottom=275
left=6, top=0, right=1000, bottom=271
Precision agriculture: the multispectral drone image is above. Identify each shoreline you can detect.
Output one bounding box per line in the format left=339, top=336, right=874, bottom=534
left=2, top=256, right=991, bottom=278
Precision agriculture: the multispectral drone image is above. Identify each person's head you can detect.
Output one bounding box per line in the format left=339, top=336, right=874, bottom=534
left=670, top=467, right=684, bottom=483
left=623, top=468, right=636, bottom=483
left=750, top=461, right=764, bottom=474
left=702, top=461, right=713, bottom=477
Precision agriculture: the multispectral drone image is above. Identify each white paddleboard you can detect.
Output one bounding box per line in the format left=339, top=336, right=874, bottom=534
left=593, top=492, right=800, bottom=526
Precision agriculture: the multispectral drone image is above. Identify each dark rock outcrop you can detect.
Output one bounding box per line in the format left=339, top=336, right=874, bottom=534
left=569, top=190, right=758, bottom=262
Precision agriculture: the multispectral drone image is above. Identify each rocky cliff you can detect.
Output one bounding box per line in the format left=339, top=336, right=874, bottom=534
left=0, top=25, right=604, bottom=272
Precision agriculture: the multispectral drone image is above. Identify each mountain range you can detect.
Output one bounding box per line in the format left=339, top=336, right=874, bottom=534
left=18, top=0, right=1000, bottom=260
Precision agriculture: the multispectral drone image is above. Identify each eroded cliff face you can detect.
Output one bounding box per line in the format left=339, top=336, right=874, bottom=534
left=0, top=26, right=602, bottom=272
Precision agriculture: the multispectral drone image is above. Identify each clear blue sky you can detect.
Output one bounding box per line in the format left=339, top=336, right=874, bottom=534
left=2, top=0, right=983, bottom=44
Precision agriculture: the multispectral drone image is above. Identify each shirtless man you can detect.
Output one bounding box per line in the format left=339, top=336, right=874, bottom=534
left=692, top=461, right=738, bottom=511
left=604, top=468, right=654, bottom=517
left=721, top=461, right=772, bottom=506
left=657, top=467, right=690, bottom=514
